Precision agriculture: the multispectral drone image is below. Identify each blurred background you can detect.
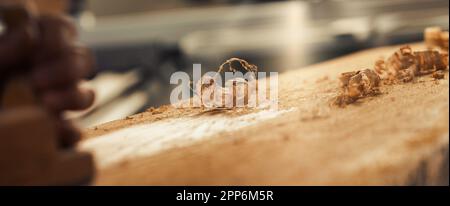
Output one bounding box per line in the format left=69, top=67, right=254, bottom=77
left=56, top=0, right=448, bottom=127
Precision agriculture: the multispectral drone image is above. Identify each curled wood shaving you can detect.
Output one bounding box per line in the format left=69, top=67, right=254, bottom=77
left=432, top=70, right=445, bottom=80
left=217, top=57, right=258, bottom=74
left=334, top=27, right=449, bottom=107
left=333, top=69, right=381, bottom=106
left=376, top=46, right=449, bottom=83
left=386, top=45, right=416, bottom=83
left=425, top=27, right=449, bottom=51
left=193, top=58, right=258, bottom=108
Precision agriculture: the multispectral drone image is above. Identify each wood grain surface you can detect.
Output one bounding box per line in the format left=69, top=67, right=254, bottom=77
left=80, top=43, right=449, bottom=185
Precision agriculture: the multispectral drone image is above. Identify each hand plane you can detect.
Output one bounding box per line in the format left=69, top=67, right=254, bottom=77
left=0, top=5, right=95, bottom=186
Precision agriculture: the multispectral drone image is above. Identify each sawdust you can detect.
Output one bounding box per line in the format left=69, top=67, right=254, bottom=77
left=315, top=76, right=329, bottom=83
left=80, top=108, right=295, bottom=168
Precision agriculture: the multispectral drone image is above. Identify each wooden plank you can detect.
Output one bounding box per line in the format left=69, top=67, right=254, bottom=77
left=80, top=43, right=449, bottom=185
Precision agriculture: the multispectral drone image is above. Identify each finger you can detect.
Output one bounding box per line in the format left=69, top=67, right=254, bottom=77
left=33, top=14, right=77, bottom=61
left=31, top=45, right=95, bottom=89
left=56, top=119, right=81, bottom=148
left=0, top=5, right=37, bottom=69
left=41, top=85, right=95, bottom=112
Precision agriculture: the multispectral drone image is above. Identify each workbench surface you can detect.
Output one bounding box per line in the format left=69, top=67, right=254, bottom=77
left=80, top=43, right=449, bottom=185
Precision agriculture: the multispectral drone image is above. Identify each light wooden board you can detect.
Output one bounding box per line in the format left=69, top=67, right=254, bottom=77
left=80, top=43, right=449, bottom=185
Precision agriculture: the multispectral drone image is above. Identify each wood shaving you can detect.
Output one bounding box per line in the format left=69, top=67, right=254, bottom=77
left=385, top=45, right=417, bottom=83
left=374, top=58, right=389, bottom=80
left=217, top=57, right=258, bottom=74
left=333, top=69, right=380, bottom=106
left=425, top=27, right=449, bottom=51
left=193, top=58, right=258, bottom=109
left=414, top=50, right=448, bottom=75
left=432, top=70, right=445, bottom=80
left=334, top=27, right=449, bottom=107
left=374, top=46, right=448, bottom=83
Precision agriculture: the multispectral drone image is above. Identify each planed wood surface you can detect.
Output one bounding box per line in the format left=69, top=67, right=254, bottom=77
left=81, top=43, right=449, bottom=185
